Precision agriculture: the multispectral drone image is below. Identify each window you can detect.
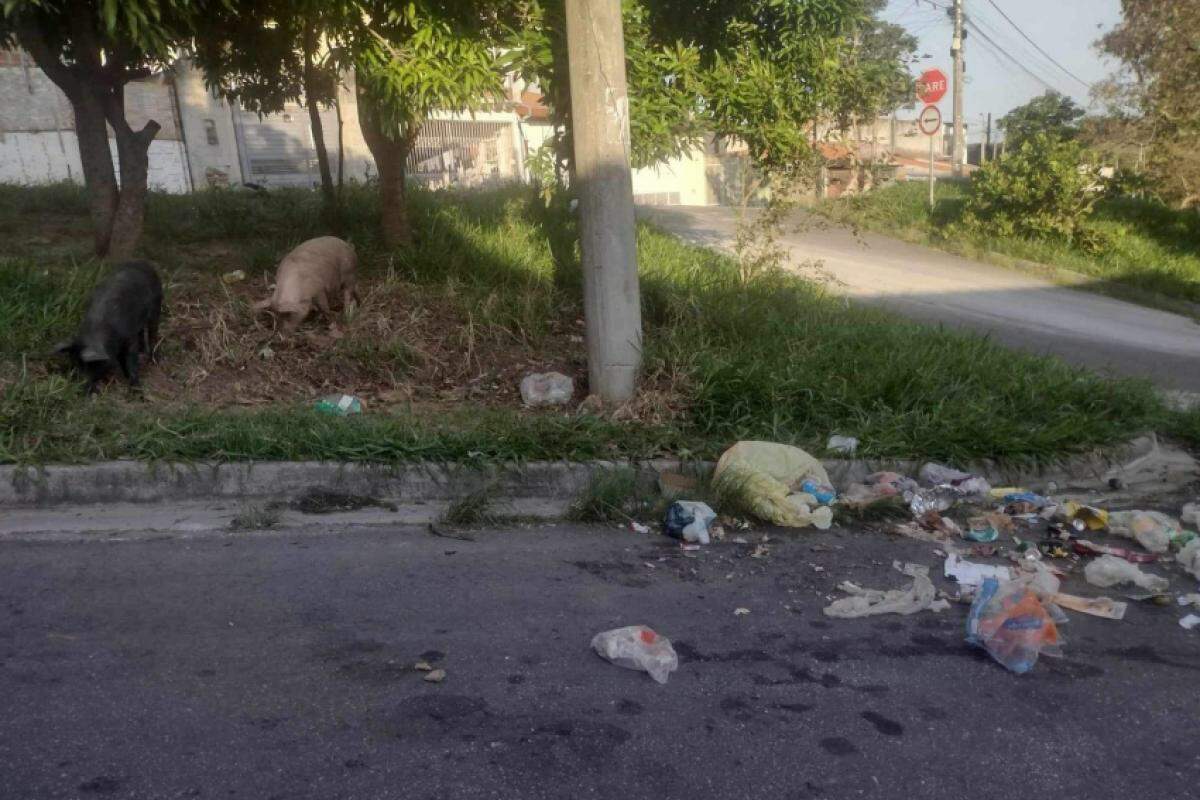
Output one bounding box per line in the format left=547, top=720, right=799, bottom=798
left=203, top=119, right=219, bottom=146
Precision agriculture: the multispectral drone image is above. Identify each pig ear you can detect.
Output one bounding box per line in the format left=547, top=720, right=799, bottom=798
left=79, top=344, right=109, bottom=363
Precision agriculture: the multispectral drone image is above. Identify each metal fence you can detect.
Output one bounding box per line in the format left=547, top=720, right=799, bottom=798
left=406, top=118, right=524, bottom=189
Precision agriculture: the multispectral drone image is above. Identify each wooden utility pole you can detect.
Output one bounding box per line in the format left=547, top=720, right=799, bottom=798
left=565, top=0, right=642, bottom=403
left=951, top=0, right=966, bottom=177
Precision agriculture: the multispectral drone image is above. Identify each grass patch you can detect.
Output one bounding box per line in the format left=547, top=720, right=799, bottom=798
left=229, top=503, right=281, bottom=531
left=441, top=484, right=498, bottom=526
left=0, top=181, right=1185, bottom=465
left=817, top=181, right=1200, bottom=310
left=567, top=468, right=646, bottom=523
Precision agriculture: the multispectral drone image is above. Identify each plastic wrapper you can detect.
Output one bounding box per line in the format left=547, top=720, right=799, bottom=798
left=713, top=441, right=833, bottom=529
left=841, top=472, right=918, bottom=508
left=1084, top=555, right=1170, bottom=596
left=917, top=463, right=991, bottom=499
left=824, top=562, right=950, bottom=618
left=966, top=577, right=1063, bottom=674
left=1107, top=510, right=1181, bottom=554
left=663, top=501, right=716, bottom=545
left=591, top=625, right=678, bottom=684
left=1178, top=539, right=1200, bottom=581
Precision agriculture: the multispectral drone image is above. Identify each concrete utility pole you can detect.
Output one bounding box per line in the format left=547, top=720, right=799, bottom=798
left=951, top=0, right=966, bottom=176
left=565, top=0, right=642, bottom=403
left=983, top=112, right=992, bottom=165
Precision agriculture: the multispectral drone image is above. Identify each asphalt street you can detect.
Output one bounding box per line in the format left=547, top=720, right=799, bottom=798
left=642, top=205, right=1200, bottom=392
left=2, top=522, right=1199, bottom=799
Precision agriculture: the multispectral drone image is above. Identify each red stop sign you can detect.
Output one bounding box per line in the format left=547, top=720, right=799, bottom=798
left=916, top=69, right=949, bottom=104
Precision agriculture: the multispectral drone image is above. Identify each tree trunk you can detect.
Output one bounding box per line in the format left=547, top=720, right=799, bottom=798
left=107, top=120, right=160, bottom=260
left=72, top=89, right=121, bottom=257
left=302, top=25, right=337, bottom=227
left=16, top=17, right=158, bottom=260
left=356, top=87, right=417, bottom=248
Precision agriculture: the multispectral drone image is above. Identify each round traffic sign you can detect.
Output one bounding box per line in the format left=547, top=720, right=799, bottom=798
left=916, top=68, right=949, bottom=104
left=918, top=104, right=942, bottom=136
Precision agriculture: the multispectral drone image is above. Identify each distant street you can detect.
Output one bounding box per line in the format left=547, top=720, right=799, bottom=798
left=3, top=522, right=1199, bottom=799
left=644, top=205, right=1200, bottom=392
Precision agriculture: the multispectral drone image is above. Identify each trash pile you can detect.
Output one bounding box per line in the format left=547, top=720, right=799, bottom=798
left=830, top=460, right=1200, bottom=673
left=605, top=444, right=1199, bottom=682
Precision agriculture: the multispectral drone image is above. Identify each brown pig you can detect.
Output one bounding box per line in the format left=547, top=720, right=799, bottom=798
left=254, top=236, right=357, bottom=332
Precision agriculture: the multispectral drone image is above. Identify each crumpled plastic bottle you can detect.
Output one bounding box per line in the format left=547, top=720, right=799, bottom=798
left=591, top=625, right=679, bottom=684
left=314, top=394, right=362, bottom=416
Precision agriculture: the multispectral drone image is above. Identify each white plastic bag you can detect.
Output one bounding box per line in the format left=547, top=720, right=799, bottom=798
left=824, top=562, right=950, bottom=618
left=1178, top=539, right=1200, bottom=581
left=1107, top=510, right=1180, bottom=554
left=591, top=625, right=679, bottom=684
left=1084, top=555, right=1169, bottom=596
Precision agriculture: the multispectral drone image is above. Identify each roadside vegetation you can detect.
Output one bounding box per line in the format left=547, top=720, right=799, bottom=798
left=1, top=182, right=1183, bottom=465
left=818, top=180, right=1200, bottom=310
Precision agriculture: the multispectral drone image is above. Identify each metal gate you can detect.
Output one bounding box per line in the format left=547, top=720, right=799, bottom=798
left=232, top=103, right=341, bottom=188
left=406, top=118, right=523, bottom=189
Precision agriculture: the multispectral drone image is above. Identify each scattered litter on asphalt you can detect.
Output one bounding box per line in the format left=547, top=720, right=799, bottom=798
left=629, top=521, right=651, bottom=535
left=1180, top=614, right=1200, bottom=631
left=414, top=660, right=433, bottom=672
left=966, top=577, right=1062, bottom=674
left=663, top=501, right=717, bottom=545
left=1052, top=592, right=1128, bottom=620
left=734, top=607, right=751, bottom=616
left=712, top=441, right=833, bottom=529
left=944, top=553, right=1012, bottom=588
left=1181, top=502, right=1199, bottom=528
left=1084, top=555, right=1170, bottom=597
left=423, top=669, right=446, bottom=683
left=823, top=562, right=950, bottom=618
left=1178, top=593, right=1200, bottom=609
left=314, top=394, right=363, bottom=415
left=591, top=625, right=679, bottom=684
left=826, top=435, right=859, bottom=455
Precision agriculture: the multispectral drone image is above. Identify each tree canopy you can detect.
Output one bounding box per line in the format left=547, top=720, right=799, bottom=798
left=999, top=91, right=1086, bottom=148
left=1095, top=0, right=1200, bottom=207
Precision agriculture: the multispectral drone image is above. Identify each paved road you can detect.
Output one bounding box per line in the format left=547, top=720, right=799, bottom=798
left=3, top=522, right=1199, bottom=799
left=643, top=206, right=1200, bottom=392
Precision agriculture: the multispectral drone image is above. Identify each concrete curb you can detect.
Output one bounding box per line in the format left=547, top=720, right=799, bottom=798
left=1, top=435, right=1195, bottom=510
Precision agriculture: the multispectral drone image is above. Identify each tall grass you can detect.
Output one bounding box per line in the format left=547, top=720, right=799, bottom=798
left=0, top=181, right=1177, bottom=465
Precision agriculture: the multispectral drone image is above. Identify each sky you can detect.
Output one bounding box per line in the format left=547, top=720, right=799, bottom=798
left=882, top=0, right=1123, bottom=141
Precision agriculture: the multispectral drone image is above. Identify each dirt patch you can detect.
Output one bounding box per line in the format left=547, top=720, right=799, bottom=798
left=273, top=488, right=398, bottom=514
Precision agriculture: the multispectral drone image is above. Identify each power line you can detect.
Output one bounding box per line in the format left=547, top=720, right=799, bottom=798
left=963, top=18, right=1063, bottom=94
left=983, top=0, right=1093, bottom=91
left=968, top=9, right=1075, bottom=91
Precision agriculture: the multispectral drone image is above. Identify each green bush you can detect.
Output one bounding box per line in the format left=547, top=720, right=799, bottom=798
left=964, top=134, right=1100, bottom=242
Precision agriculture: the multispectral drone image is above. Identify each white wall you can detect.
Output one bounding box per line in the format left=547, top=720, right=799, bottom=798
left=632, top=146, right=711, bottom=206
left=0, top=130, right=189, bottom=192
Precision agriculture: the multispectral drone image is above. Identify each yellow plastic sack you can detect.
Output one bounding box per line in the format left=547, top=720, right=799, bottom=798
left=714, top=441, right=834, bottom=529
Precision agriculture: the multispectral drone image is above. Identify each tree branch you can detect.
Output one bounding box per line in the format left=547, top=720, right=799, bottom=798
left=13, top=19, right=79, bottom=99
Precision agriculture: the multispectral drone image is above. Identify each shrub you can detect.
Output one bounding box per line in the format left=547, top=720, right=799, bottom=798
left=963, top=134, right=1100, bottom=242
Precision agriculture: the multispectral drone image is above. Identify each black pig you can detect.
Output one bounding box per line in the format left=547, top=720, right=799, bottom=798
left=55, top=260, right=163, bottom=394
